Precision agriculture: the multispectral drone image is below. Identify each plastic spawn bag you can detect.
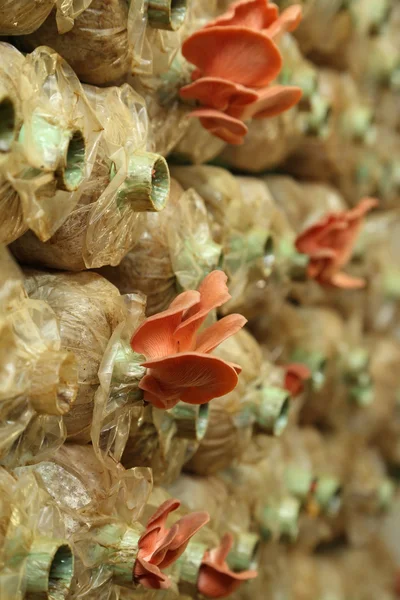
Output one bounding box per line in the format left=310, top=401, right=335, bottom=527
left=23, top=270, right=130, bottom=444
left=288, top=553, right=346, bottom=600
left=12, top=82, right=170, bottom=271
left=221, top=177, right=306, bottom=321
left=282, top=69, right=378, bottom=190
left=220, top=436, right=306, bottom=547
left=131, top=53, right=195, bottom=158
left=315, top=322, right=399, bottom=441
left=100, top=178, right=221, bottom=316
left=130, top=1, right=223, bottom=158
left=265, top=176, right=346, bottom=234
left=292, top=307, right=346, bottom=427
left=24, top=444, right=153, bottom=531
left=90, top=291, right=147, bottom=465
left=0, top=44, right=30, bottom=245
left=278, top=69, right=343, bottom=182
left=0, top=45, right=101, bottom=246
left=120, top=403, right=192, bottom=486
left=21, top=0, right=133, bottom=85
left=171, top=167, right=293, bottom=320
left=167, top=474, right=261, bottom=596
left=22, top=0, right=191, bottom=86
left=0, top=0, right=93, bottom=35
left=0, top=248, right=78, bottom=468
left=15, top=444, right=153, bottom=600
left=0, top=465, right=75, bottom=600
left=252, top=303, right=345, bottom=425
left=343, top=446, right=395, bottom=548
left=168, top=474, right=245, bottom=536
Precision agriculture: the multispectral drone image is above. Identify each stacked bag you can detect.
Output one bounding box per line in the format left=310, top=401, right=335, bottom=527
left=0, top=0, right=399, bottom=599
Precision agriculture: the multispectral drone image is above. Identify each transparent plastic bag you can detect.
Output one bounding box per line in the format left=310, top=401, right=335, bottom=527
left=15, top=444, right=153, bottom=600
left=25, top=443, right=152, bottom=532
left=265, top=176, right=346, bottom=234
left=23, top=270, right=128, bottom=442
left=0, top=248, right=78, bottom=468
left=22, top=0, right=191, bottom=85
left=91, top=292, right=147, bottom=465
left=0, top=0, right=93, bottom=34
left=22, top=0, right=132, bottom=85
left=0, top=466, right=72, bottom=600
left=0, top=45, right=101, bottom=245
left=100, top=179, right=220, bottom=316
left=121, top=404, right=194, bottom=486
left=12, top=83, right=169, bottom=271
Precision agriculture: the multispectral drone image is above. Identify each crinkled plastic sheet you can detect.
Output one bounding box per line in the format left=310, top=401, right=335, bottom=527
left=171, top=166, right=241, bottom=245
left=23, top=270, right=126, bottom=442
left=12, top=83, right=150, bottom=270
left=0, top=248, right=78, bottom=468
left=0, top=45, right=29, bottom=245
left=0, top=45, right=101, bottom=245
left=28, top=444, right=152, bottom=531
left=16, top=445, right=153, bottom=599
left=173, top=117, right=228, bottom=165
left=129, top=0, right=195, bottom=77
left=168, top=474, right=236, bottom=533
left=0, top=466, right=67, bottom=600
left=91, top=292, right=147, bottom=464
left=171, top=167, right=290, bottom=318
left=100, top=179, right=220, bottom=316
left=132, top=54, right=193, bottom=157
left=0, top=0, right=93, bottom=35
left=265, top=176, right=346, bottom=233
left=121, top=404, right=192, bottom=485
left=168, top=187, right=221, bottom=292
left=22, top=0, right=131, bottom=85
left=22, top=0, right=189, bottom=85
